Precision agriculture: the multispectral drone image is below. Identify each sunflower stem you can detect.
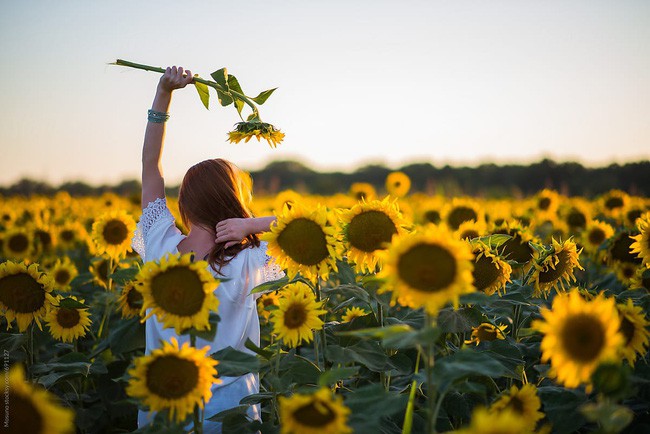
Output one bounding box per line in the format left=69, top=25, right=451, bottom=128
left=27, top=322, right=34, bottom=380
left=315, top=279, right=327, bottom=370
left=425, top=313, right=437, bottom=434
left=402, top=350, right=421, bottom=434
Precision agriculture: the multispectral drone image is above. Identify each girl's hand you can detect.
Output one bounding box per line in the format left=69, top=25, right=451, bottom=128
left=158, top=66, right=194, bottom=93
left=215, top=218, right=251, bottom=249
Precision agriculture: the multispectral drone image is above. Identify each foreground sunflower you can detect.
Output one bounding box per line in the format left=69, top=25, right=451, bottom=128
left=137, top=253, right=220, bottom=334
left=341, top=306, right=369, bottom=322
left=46, top=295, right=92, bottom=343
left=0, top=261, right=56, bottom=332
left=532, top=290, right=623, bottom=389
left=465, top=323, right=507, bottom=345
left=385, top=171, right=411, bottom=198
left=630, top=212, right=650, bottom=266
left=262, top=203, right=341, bottom=283
left=91, top=209, right=137, bottom=259
left=455, top=407, right=529, bottom=434
left=530, top=238, right=583, bottom=297
left=271, top=282, right=326, bottom=348
left=616, top=298, right=650, bottom=366
left=117, top=280, right=144, bottom=319
left=127, top=336, right=220, bottom=423
left=489, top=384, right=544, bottom=432
left=228, top=120, right=285, bottom=148
left=279, top=387, right=352, bottom=434
left=378, top=225, right=475, bottom=316
left=471, top=241, right=512, bottom=296
left=6, top=363, right=75, bottom=434
left=49, top=257, right=78, bottom=292
left=338, top=197, right=407, bottom=273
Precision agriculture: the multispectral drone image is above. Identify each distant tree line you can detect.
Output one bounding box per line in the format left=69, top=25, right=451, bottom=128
left=2, top=159, right=649, bottom=199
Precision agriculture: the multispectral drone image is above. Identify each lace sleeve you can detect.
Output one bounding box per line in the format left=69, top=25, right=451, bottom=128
left=259, top=241, right=285, bottom=283
left=131, top=197, right=175, bottom=259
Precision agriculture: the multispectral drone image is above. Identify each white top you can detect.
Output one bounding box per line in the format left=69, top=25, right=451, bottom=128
left=131, top=197, right=282, bottom=429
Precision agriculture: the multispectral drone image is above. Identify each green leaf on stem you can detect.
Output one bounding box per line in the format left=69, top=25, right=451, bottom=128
left=251, top=88, right=277, bottom=105
left=210, top=347, right=260, bottom=376
left=210, top=68, right=229, bottom=88
left=227, top=75, right=246, bottom=115
left=194, top=80, right=210, bottom=110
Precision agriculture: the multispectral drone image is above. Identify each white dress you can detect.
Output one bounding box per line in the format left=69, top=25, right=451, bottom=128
left=131, top=197, right=282, bottom=433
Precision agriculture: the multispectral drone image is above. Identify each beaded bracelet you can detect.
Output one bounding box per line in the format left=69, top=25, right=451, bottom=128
left=148, top=109, right=170, bottom=123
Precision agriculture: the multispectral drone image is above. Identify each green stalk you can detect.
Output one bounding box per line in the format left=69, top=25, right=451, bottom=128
left=402, top=351, right=421, bottom=434
left=112, top=59, right=259, bottom=117
left=315, top=279, right=326, bottom=370
left=425, top=314, right=437, bottom=434
left=189, top=333, right=203, bottom=434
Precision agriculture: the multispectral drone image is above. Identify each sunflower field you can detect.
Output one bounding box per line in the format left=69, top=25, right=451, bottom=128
left=1, top=180, right=650, bottom=434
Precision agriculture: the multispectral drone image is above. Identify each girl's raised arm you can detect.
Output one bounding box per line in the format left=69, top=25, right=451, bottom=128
left=141, top=66, right=194, bottom=209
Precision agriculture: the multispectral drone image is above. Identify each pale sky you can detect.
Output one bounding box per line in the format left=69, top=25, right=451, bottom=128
left=1, top=0, right=648, bottom=185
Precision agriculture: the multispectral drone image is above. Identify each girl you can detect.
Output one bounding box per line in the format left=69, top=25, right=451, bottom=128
left=131, top=66, right=281, bottom=433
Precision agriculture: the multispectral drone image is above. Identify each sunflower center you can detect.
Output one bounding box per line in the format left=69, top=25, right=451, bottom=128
left=605, top=197, right=624, bottom=210
left=561, top=313, right=605, bottom=363
left=538, top=197, right=551, bottom=210
left=509, top=396, right=525, bottom=414
left=293, top=400, right=336, bottom=427
left=284, top=303, right=308, bottom=329
left=472, top=254, right=502, bottom=292
left=55, top=270, right=71, bottom=286
left=619, top=316, right=635, bottom=345
left=8, top=234, right=29, bottom=253
left=567, top=211, right=587, bottom=228
left=538, top=250, right=571, bottom=283
left=447, top=207, right=478, bottom=230
left=626, top=210, right=642, bottom=225
left=60, top=230, right=75, bottom=242
left=424, top=210, right=441, bottom=224
left=102, top=219, right=128, bottom=245
left=126, top=287, right=143, bottom=309
left=355, top=192, right=367, bottom=201
left=347, top=211, right=397, bottom=253
left=477, top=325, right=498, bottom=342
left=56, top=307, right=81, bottom=328
left=621, top=265, right=635, bottom=279
left=460, top=229, right=479, bottom=240
left=146, top=355, right=199, bottom=399
left=7, top=392, right=43, bottom=434
left=611, top=233, right=642, bottom=264
left=397, top=243, right=457, bottom=293
left=151, top=266, right=206, bottom=317
left=276, top=218, right=329, bottom=266
left=0, top=273, right=46, bottom=314
left=588, top=228, right=606, bottom=246
left=501, top=234, right=533, bottom=264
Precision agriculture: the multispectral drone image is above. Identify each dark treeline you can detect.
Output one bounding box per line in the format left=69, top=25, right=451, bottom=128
left=2, top=158, right=649, bottom=198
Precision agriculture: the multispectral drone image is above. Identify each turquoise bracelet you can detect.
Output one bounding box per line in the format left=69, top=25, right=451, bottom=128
left=148, top=109, right=170, bottom=123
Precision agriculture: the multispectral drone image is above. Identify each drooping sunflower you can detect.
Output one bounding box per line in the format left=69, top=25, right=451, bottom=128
left=349, top=182, right=376, bottom=202
left=6, top=363, right=76, bottom=434
left=338, top=197, right=407, bottom=274
left=464, top=323, right=507, bottom=345
left=630, top=212, right=650, bottom=266
left=378, top=225, right=475, bottom=316
left=630, top=267, right=650, bottom=291
left=616, top=298, right=650, bottom=366
left=489, top=384, right=544, bottom=432
left=581, top=220, right=615, bottom=254
left=455, top=406, right=529, bottom=434
left=530, top=238, right=583, bottom=297
left=442, top=197, right=485, bottom=231
left=385, top=171, right=411, bottom=198
left=137, top=253, right=220, bottom=334
left=608, top=230, right=643, bottom=266
left=126, top=336, right=220, bottom=423
left=0, top=261, right=56, bottom=332
left=493, top=220, right=536, bottom=265
left=2, top=226, right=34, bottom=260
left=262, top=203, right=341, bottom=283
left=89, top=256, right=112, bottom=289
left=532, top=289, right=623, bottom=389
left=90, top=209, right=137, bottom=260
left=117, top=279, right=144, bottom=319
left=341, top=306, right=369, bottom=322
left=279, top=387, right=352, bottom=434
left=271, top=282, right=326, bottom=348
left=227, top=120, right=285, bottom=148
left=471, top=241, right=512, bottom=296
left=49, top=257, right=78, bottom=292
left=257, top=290, right=281, bottom=322
left=46, top=294, right=92, bottom=343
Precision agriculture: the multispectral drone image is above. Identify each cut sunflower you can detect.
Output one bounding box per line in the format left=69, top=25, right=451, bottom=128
left=338, top=197, right=407, bottom=274
left=0, top=261, right=56, bottom=332
left=470, top=241, right=512, bottom=296
left=137, top=253, right=220, bottom=334
left=530, top=238, right=583, bottom=297
left=49, top=257, right=78, bottom=292
left=228, top=120, right=284, bottom=148
left=91, top=210, right=137, bottom=260
left=270, top=282, right=326, bottom=348
left=261, top=203, right=341, bottom=283
left=126, top=336, right=220, bottom=423
left=46, top=294, right=92, bottom=343
left=464, top=323, right=507, bottom=345
left=489, top=384, right=544, bottom=432
left=279, top=387, right=352, bottom=434
left=532, top=289, right=623, bottom=389
left=616, top=298, right=650, bottom=366
left=377, top=225, right=475, bottom=316
left=630, top=212, right=650, bottom=266
left=6, top=363, right=75, bottom=434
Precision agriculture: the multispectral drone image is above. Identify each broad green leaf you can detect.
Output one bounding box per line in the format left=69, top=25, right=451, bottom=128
left=432, top=349, right=507, bottom=394
left=538, top=386, right=587, bottom=434
left=251, top=88, right=277, bottom=105
left=109, top=316, right=145, bottom=354
left=244, top=338, right=275, bottom=360
left=346, top=384, right=408, bottom=432
left=216, top=89, right=233, bottom=107
left=210, top=347, right=260, bottom=376
left=227, top=75, right=246, bottom=115
left=250, top=275, right=289, bottom=294
left=437, top=307, right=483, bottom=333
left=210, top=68, right=229, bottom=88
left=194, top=81, right=210, bottom=110
left=279, top=352, right=321, bottom=385
left=471, top=234, right=512, bottom=248
left=108, top=266, right=140, bottom=286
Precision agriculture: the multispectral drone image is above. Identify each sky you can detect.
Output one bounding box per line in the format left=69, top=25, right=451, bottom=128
left=0, top=0, right=648, bottom=186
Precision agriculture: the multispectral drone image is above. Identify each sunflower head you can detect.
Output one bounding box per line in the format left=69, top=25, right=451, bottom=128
left=91, top=210, right=137, bottom=260
left=46, top=294, right=92, bottom=343
left=49, top=257, right=78, bottom=292
left=464, top=323, right=507, bottom=345
left=530, top=238, right=584, bottom=297
left=599, top=190, right=629, bottom=218
left=489, top=384, right=544, bottom=432
left=385, top=171, right=411, bottom=198
left=257, top=290, right=281, bottom=321
left=534, top=189, right=562, bottom=216
left=581, top=220, right=615, bottom=254
left=228, top=120, right=284, bottom=148
left=455, top=406, right=529, bottom=434
left=442, top=198, right=484, bottom=231
left=2, top=226, right=34, bottom=260
left=616, top=298, right=650, bottom=366
left=118, top=279, right=144, bottom=319
left=341, top=306, right=369, bottom=322
left=270, top=282, right=326, bottom=348
left=630, top=212, right=650, bottom=266
left=607, top=230, right=643, bottom=265
left=470, top=241, right=512, bottom=296
left=279, top=387, right=352, bottom=434
left=378, top=225, right=475, bottom=316
left=349, top=182, right=376, bottom=202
